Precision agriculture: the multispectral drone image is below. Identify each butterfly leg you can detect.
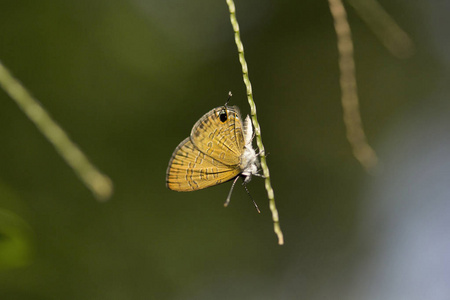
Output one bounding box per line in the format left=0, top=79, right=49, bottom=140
left=242, top=179, right=260, bottom=213
left=256, top=149, right=268, bottom=157
left=224, top=176, right=240, bottom=208
left=253, top=173, right=266, bottom=179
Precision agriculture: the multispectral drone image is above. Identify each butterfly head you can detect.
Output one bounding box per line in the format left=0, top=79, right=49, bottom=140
left=217, top=107, right=229, bottom=123
left=217, top=91, right=233, bottom=123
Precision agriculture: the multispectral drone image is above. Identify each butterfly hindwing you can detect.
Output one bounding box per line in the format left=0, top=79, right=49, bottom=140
left=166, top=138, right=241, bottom=191
left=190, top=106, right=245, bottom=166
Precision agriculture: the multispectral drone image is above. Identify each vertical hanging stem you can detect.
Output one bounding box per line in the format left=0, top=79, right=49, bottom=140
left=226, top=0, right=284, bottom=245
left=328, top=0, right=379, bottom=171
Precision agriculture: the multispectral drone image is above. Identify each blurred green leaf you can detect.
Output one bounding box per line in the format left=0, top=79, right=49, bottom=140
left=0, top=182, right=34, bottom=272
left=0, top=208, right=33, bottom=270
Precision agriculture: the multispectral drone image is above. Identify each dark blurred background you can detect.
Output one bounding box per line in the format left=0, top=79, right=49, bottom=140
left=1, top=0, right=449, bottom=299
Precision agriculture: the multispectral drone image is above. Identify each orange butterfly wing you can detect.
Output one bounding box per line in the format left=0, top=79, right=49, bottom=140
left=166, top=138, right=241, bottom=191
left=190, top=106, right=245, bottom=166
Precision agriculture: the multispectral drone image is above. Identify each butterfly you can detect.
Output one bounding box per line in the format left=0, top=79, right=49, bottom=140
left=166, top=95, right=260, bottom=211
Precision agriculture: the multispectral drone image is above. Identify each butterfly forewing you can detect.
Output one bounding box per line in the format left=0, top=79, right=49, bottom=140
left=190, top=106, right=245, bottom=166
left=166, top=137, right=241, bottom=191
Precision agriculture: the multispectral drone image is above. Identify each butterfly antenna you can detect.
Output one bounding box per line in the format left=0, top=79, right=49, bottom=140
left=225, top=91, right=233, bottom=106
left=224, top=176, right=240, bottom=208
left=242, top=181, right=261, bottom=213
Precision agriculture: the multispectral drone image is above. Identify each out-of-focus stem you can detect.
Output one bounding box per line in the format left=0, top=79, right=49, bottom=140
left=0, top=60, right=113, bottom=201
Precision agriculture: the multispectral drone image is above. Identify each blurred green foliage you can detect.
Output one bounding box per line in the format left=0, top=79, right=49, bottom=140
left=0, top=184, right=33, bottom=270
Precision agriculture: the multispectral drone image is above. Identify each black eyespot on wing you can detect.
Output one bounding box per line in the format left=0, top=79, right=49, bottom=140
left=219, top=110, right=228, bottom=122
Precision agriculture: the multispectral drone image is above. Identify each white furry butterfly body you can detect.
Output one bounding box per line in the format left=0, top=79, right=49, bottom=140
left=239, top=115, right=258, bottom=182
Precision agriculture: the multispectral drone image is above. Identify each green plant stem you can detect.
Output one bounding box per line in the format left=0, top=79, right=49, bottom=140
left=347, top=0, right=415, bottom=59
left=0, top=60, right=113, bottom=201
left=328, top=0, right=379, bottom=171
left=226, top=0, right=284, bottom=245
